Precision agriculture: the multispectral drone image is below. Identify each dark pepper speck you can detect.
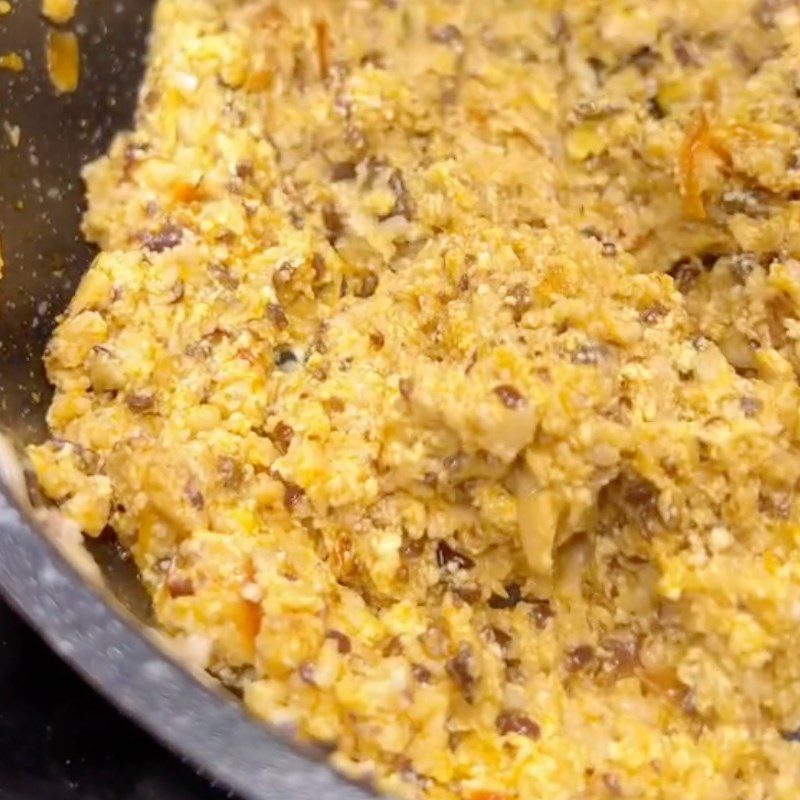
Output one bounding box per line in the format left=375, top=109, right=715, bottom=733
left=141, top=223, right=183, bottom=253
left=325, top=629, right=352, bottom=654
left=436, top=541, right=475, bottom=571
left=271, top=421, right=294, bottom=454
left=494, top=384, right=526, bottom=409
left=125, top=392, right=155, bottom=412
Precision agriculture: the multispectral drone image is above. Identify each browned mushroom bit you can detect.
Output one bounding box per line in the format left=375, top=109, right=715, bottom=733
left=26, top=1, right=800, bottom=799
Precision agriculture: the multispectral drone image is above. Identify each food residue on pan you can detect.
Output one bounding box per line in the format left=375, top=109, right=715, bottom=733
left=0, top=52, right=23, bottom=72
left=2, top=120, right=21, bottom=148
left=45, top=29, right=79, bottom=93
left=26, top=1, right=800, bottom=799
left=41, top=0, right=77, bottom=25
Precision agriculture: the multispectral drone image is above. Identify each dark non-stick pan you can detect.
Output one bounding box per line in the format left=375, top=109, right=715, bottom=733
left=0, top=4, right=370, bottom=799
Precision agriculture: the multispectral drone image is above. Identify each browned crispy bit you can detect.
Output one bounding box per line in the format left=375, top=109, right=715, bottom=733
left=420, top=625, right=449, bottom=658
left=168, top=279, right=185, bottom=303
left=602, top=773, right=623, bottom=797
left=386, top=170, right=413, bottom=219
left=125, top=392, right=155, bottom=412
left=274, top=348, right=299, bottom=371
left=740, top=396, right=762, bottom=418
left=382, top=636, right=404, bottom=656
left=421, top=471, right=438, bottom=487
left=236, top=160, right=254, bottom=179
left=325, top=629, right=352, bottom=654
left=495, top=709, right=541, bottom=739
left=629, top=45, right=659, bottom=74
left=641, top=666, right=695, bottom=713
left=183, top=480, right=205, bottom=510
left=639, top=302, right=667, bottom=325
left=754, top=0, right=781, bottom=28
left=122, top=141, right=150, bottom=179
left=429, top=24, right=463, bottom=48
left=311, top=253, right=326, bottom=282
left=571, top=345, right=607, bottom=365
left=669, top=257, right=702, bottom=293
left=266, top=303, right=288, bottom=330
left=322, top=204, right=344, bottom=243
left=623, top=477, right=659, bottom=516
left=493, top=384, right=526, bottom=409
left=454, top=585, right=481, bottom=604
left=411, top=664, right=432, bottom=683
left=166, top=571, right=195, bottom=598
left=273, top=262, right=293, bottom=290
left=672, top=35, right=702, bottom=67
left=141, top=223, right=183, bottom=253
left=298, top=661, right=317, bottom=685
left=446, top=643, right=476, bottom=700
left=602, top=637, right=640, bottom=678
left=482, top=626, right=512, bottom=651
left=217, top=456, right=243, bottom=489
left=271, top=421, right=294, bottom=454
left=331, top=160, right=357, bottom=182
left=355, top=271, right=379, bottom=298
left=507, top=282, right=530, bottom=322
left=400, top=537, right=426, bottom=560
left=759, top=490, right=791, bottom=519
left=529, top=599, right=554, bottom=629
left=283, top=481, right=304, bottom=510
left=209, top=262, right=238, bottom=290
left=565, top=644, right=595, bottom=672
left=488, top=582, right=522, bottom=609
left=436, top=540, right=475, bottom=570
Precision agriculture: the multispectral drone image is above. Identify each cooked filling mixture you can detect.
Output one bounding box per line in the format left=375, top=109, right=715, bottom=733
left=28, top=1, right=800, bottom=797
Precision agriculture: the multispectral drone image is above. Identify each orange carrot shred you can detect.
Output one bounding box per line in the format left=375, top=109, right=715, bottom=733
left=678, top=110, right=731, bottom=220
left=679, top=111, right=710, bottom=220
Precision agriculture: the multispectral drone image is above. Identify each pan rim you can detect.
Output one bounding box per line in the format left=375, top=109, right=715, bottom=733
left=0, top=483, right=374, bottom=800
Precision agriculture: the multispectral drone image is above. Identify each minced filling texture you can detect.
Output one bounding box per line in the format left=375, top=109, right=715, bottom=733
left=29, top=1, right=800, bottom=798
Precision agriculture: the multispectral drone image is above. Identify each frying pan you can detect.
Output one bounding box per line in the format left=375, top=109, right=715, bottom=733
left=0, top=4, right=370, bottom=799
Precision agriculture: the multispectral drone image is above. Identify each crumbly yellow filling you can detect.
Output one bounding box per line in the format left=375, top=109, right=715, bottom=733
left=29, top=1, right=800, bottom=798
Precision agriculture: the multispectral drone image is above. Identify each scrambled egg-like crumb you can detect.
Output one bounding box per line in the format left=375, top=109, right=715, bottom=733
left=29, top=1, right=800, bottom=798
